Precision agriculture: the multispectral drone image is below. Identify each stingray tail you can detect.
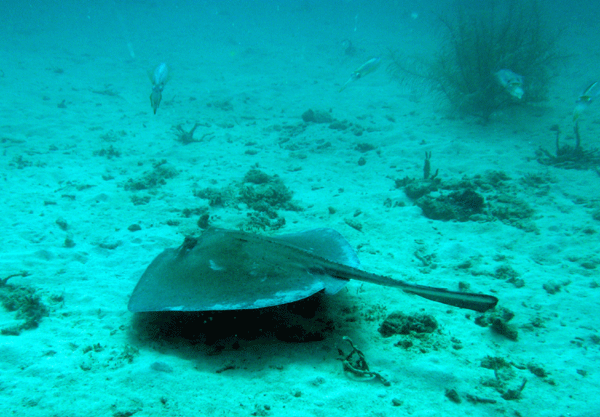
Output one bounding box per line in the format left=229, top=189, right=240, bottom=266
left=400, top=284, right=498, bottom=313
left=322, top=264, right=498, bottom=313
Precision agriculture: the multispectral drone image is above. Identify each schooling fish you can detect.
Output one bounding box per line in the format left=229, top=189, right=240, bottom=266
left=494, top=69, right=524, bottom=100
left=339, top=57, right=381, bottom=92
left=149, top=63, right=169, bottom=114
left=573, top=81, right=600, bottom=121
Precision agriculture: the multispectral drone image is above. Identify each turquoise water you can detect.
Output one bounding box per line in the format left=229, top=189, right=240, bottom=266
left=0, top=1, right=598, bottom=415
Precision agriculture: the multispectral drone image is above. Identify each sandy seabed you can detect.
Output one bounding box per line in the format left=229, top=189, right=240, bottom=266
left=0, top=1, right=599, bottom=416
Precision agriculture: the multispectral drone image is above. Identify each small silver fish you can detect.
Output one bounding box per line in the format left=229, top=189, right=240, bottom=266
left=494, top=69, right=524, bottom=100
left=339, top=57, right=381, bottom=92
left=149, top=63, right=169, bottom=114
left=573, top=81, right=600, bottom=121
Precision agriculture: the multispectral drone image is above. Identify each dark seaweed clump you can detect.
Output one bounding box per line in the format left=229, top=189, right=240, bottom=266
left=389, top=0, right=559, bottom=120
left=395, top=165, right=537, bottom=232
left=239, top=169, right=295, bottom=211
left=1, top=274, right=49, bottom=335
left=418, top=189, right=485, bottom=221
left=194, top=168, right=302, bottom=231
left=124, top=159, right=178, bottom=191
left=536, top=123, right=600, bottom=171
left=475, top=307, right=518, bottom=341
left=378, top=312, right=438, bottom=337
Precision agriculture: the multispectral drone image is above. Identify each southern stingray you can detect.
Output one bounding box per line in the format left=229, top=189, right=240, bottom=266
left=128, top=228, right=498, bottom=313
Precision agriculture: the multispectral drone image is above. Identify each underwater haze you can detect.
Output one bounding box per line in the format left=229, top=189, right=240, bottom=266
left=1, top=0, right=599, bottom=416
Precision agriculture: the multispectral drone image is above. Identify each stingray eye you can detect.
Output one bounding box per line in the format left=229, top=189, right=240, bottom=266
left=181, top=236, right=198, bottom=250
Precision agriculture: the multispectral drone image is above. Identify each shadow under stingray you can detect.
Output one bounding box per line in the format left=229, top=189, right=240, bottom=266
left=129, top=291, right=343, bottom=352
